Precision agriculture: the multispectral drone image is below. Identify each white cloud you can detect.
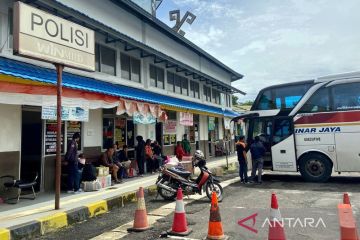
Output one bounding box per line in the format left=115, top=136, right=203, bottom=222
left=159, top=0, right=360, bottom=101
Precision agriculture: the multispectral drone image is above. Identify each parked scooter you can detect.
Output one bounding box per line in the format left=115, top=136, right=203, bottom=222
left=156, top=150, right=223, bottom=201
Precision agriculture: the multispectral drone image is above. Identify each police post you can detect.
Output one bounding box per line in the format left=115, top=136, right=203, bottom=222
left=13, top=2, right=95, bottom=209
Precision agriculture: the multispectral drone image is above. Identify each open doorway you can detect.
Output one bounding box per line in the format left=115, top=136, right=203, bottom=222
left=156, top=122, right=163, bottom=146
left=21, top=109, right=42, bottom=191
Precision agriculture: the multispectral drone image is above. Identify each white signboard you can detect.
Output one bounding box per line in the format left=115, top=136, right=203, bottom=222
left=179, top=112, right=193, bottom=126
left=13, top=2, right=95, bottom=71
left=42, top=106, right=89, bottom=122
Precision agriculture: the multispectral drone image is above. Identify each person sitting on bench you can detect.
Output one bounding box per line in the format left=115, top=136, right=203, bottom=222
left=99, top=145, right=122, bottom=184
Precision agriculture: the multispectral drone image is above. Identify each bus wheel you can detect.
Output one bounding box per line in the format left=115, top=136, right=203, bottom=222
left=299, top=153, right=332, bottom=182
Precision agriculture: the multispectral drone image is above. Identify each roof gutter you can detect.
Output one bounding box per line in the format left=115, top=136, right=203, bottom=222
left=112, top=0, right=244, bottom=81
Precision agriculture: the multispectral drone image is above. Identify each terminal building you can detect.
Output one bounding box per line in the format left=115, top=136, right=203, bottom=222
left=0, top=0, right=244, bottom=192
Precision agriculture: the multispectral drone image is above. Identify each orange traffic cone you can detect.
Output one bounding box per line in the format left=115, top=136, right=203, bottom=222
left=168, top=188, right=192, bottom=236
left=268, top=193, right=286, bottom=240
left=338, top=204, right=359, bottom=240
left=343, top=193, right=351, bottom=205
left=207, top=191, right=228, bottom=240
left=127, top=187, right=152, bottom=232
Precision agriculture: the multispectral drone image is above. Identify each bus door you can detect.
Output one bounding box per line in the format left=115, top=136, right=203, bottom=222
left=248, top=117, right=273, bottom=169
left=271, top=117, right=297, bottom=171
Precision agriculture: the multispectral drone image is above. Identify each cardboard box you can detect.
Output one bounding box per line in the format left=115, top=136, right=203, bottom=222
left=96, top=166, right=110, bottom=176
left=181, top=160, right=194, bottom=174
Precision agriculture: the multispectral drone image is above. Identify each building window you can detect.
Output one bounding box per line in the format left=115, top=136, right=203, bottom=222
left=167, top=72, right=189, bottom=95
left=150, top=65, right=164, bottom=89
left=181, top=77, right=188, bottom=96
left=167, top=72, right=174, bottom=91
left=174, top=75, right=182, bottom=94
left=204, top=86, right=211, bottom=102
left=8, top=8, right=13, bottom=49
left=121, top=53, right=141, bottom=82
left=225, top=94, right=231, bottom=107
left=190, top=81, right=200, bottom=99
left=95, top=44, right=116, bottom=75
left=212, top=89, right=220, bottom=104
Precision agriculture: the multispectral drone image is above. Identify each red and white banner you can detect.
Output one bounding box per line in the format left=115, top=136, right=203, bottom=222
left=180, top=112, right=193, bottom=126
left=164, top=120, right=177, bottom=134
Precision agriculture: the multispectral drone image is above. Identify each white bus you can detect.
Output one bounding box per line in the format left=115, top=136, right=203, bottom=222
left=233, top=72, right=360, bottom=182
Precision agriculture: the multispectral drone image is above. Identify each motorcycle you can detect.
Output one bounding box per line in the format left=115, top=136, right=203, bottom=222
left=156, top=154, right=224, bottom=201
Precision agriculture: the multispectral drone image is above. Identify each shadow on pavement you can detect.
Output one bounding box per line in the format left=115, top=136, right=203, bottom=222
left=235, top=173, right=360, bottom=193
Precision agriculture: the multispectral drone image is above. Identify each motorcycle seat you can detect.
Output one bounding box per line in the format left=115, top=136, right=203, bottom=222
left=168, top=168, right=191, bottom=178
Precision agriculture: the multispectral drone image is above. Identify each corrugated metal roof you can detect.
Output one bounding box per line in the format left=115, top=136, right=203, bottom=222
left=0, top=57, right=238, bottom=117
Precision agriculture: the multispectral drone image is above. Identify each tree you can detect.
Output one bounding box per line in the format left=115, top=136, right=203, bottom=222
left=232, top=95, right=239, bottom=105
left=241, top=100, right=254, bottom=106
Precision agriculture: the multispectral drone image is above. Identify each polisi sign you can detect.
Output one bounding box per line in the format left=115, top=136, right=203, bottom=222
left=13, top=1, right=95, bottom=71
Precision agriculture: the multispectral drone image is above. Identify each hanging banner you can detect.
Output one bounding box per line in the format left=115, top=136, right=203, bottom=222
left=164, top=120, right=177, bottom=134
left=224, top=118, right=231, bottom=130
left=42, top=106, right=89, bottom=122
left=133, top=112, right=156, bottom=125
left=179, top=112, right=193, bottom=126
left=208, top=117, right=215, bottom=131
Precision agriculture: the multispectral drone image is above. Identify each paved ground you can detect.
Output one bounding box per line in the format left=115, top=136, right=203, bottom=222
left=0, top=155, right=237, bottom=229
left=39, top=171, right=360, bottom=240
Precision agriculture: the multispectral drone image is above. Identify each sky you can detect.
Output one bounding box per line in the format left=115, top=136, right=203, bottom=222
left=155, top=0, right=360, bottom=102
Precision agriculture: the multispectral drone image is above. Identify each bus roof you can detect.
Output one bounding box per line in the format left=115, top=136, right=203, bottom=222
left=257, top=80, right=315, bottom=93
left=316, top=71, right=360, bottom=82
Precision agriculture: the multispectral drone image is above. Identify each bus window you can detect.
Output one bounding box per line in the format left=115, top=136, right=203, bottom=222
left=273, top=118, right=292, bottom=144
left=299, top=88, right=331, bottom=113
left=254, top=82, right=313, bottom=110
left=251, top=118, right=272, bottom=150
left=332, top=83, right=360, bottom=110
left=258, top=90, right=275, bottom=110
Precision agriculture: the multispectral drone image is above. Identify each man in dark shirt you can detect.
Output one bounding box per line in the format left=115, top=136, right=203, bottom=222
left=250, top=136, right=266, bottom=184
left=236, top=136, right=248, bottom=183
left=115, top=145, right=131, bottom=177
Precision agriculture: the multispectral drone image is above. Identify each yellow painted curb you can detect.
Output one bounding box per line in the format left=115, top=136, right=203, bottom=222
left=147, top=185, right=158, bottom=195
left=0, top=228, right=10, bottom=240
left=86, top=200, right=108, bottom=218
left=38, top=212, right=68, bottom=235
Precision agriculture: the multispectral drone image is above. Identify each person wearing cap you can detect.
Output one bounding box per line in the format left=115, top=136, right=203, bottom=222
left=250, top=136, right=266, bottom=184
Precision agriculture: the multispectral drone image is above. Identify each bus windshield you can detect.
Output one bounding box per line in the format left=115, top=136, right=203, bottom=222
left=252, top=82, right=313, bottom=111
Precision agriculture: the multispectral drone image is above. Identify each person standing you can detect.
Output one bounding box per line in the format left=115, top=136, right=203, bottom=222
left=236, top=136, right=248, bottom=183
left=145, top=139, right=155, bottom=174
left=152, top=141, right=163, bottom=170
left=65, top=132, right=81, bottom=193
left=250, top=136, right=266, bottom=184
left=175, top=141, right=185, bottom=161
left=135, top=136, right=145, bottom=177
left=182, top=134, right=191, bottom=156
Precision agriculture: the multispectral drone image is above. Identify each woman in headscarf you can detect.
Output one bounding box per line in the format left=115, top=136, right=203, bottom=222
left=135, top=136, right=145, bottom=176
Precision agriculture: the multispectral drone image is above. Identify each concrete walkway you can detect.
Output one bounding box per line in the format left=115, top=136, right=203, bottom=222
left=0, top=155, right=237, bottom=239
